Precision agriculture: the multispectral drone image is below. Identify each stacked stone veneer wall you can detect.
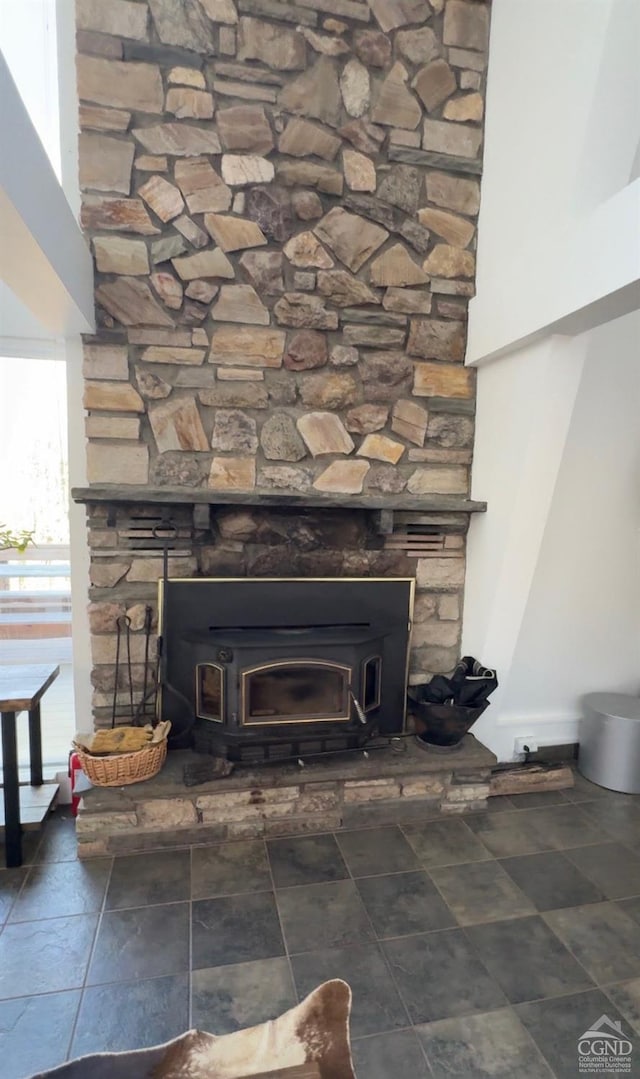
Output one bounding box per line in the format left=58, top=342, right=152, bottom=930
left=77, top=0, right=490, bottom=727
left=77, top=0, right=489, bottom=498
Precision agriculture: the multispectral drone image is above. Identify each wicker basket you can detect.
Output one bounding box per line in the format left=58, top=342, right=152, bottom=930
left=73, top=736, right=168, bottom=787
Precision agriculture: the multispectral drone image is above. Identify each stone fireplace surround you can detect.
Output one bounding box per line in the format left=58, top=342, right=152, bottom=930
left=74, top=0, right=492, bottom=837
left=74, top=492, right=492, bottom=857
left=75, top=493, right=483, bottom=731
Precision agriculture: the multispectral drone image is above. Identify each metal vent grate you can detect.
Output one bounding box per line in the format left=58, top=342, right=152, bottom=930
left=383, top=519, right=464, bottom=558
left=117, top=516, right=193, bottom=553
left=384, top=525, right=445, bottom=557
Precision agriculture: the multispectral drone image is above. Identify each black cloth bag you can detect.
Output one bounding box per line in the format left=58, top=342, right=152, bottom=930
left=416, top=656, right=498, bottom=707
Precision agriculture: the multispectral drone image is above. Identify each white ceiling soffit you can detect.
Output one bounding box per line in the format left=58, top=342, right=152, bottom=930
left=0, top=51, right=94, bottom=338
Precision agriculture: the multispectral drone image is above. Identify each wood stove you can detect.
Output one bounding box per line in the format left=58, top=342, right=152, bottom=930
left=158, top=577, right=414, bottom=761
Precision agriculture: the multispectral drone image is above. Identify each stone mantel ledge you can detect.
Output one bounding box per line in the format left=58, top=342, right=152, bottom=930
left=72, top=485, right=487, bottom=515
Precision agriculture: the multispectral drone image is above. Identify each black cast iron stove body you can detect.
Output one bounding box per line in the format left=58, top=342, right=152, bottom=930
left=158, top=577, right=414, bottom=762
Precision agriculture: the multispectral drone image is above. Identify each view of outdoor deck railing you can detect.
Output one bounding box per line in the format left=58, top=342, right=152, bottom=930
left=0, top=546, right=75, bottom=768
left=0, top=552, right=71, bottom=623
left=0, top=545, right=71, bottom=636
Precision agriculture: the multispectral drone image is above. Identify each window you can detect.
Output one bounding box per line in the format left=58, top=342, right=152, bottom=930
left=0, top=356, right=73, bottom=766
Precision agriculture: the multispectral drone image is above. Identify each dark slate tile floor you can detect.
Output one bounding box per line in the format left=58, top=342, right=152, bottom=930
left=0, top=776, right=639, bottom=1078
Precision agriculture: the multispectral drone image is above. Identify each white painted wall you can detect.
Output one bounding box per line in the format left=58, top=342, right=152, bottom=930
left=499, top=312, right=640, bottom=717
left=477, top=0, right=612, bottom=255
left=463, top=0, right=640, bottom=760
left=467, top=0, right=640, bottom=363
left=462, top=335, right=586, bottom=689
left=467, top=316, right=640, bottom=760
left=0, top=0, right=61, bottom=178
left=55, top=0, right=82, bottom=218
left=0, top=52, right=94, bottom=336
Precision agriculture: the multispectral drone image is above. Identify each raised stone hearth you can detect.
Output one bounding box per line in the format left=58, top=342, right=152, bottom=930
left=76, top=734, right=496, bottom=858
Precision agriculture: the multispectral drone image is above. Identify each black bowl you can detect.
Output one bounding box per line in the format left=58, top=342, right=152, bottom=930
left=407, top=695, right=489, bottom=748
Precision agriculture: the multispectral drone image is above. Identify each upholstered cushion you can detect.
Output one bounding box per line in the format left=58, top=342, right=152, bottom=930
left=30, top=980, right=354, bottom=1079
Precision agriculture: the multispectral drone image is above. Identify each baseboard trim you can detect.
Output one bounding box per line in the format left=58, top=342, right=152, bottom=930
left=495, top=713, right=580, bottom=740
left=478, top=713, right=581, bottom=762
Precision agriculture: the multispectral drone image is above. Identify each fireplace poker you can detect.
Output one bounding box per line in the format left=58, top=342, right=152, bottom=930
left=141, top=604, right=153, bottom=723
left=111, top=614, right=134, bottom=729
left=182, top=734, right=409, bottom=784
left=132, top=604, right=159, bottom=728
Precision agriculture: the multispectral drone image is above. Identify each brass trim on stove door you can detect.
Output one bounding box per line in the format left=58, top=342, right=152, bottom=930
left=195, top=662, right=225, bottom=723
left=160, top=576, right=416, bottom=585
left=361, top=654, right=382, bottom=713
left=405, top=577, right=415, bottom=731
left=240, top=658, right=353, bottom=726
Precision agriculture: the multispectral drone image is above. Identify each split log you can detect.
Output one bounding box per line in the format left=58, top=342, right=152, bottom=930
left=490, top=764, right=574, bottom=797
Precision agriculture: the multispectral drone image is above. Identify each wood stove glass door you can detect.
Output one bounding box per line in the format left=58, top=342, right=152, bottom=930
left=241, top=660, right=351, bottom=726
left=196, top=663, right=224, bottom=723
